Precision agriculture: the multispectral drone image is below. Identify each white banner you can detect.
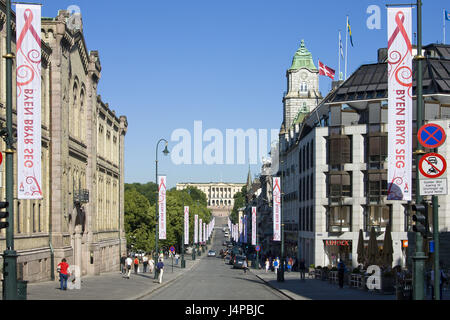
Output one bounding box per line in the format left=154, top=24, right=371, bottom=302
left=243, top=216, right=247, bottom=244
left=16, top=4, right=42, bottom=200
left=184, top=206, right=189, bottom=245
left=158, top=176, right=167, bottom=239
left=194, top=215, right=198, bottom=244
left=273, top=177, right=281, bottom=241
left=387, top=7, right=412, bottom=201
left=203, top=223, right=206, bottom=243
left=252, top=207, right=257, bottom=246
left=238, top=216, right=243, bottom=243
left=199, top=218, right=203, bottom=243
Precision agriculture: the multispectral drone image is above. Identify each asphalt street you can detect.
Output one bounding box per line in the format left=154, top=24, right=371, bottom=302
left=141, top=217, right=288, bottom=300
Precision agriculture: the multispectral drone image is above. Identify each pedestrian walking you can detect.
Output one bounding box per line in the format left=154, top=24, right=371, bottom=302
left=273, top=257, right=280, bottom=275
left=120, top=254, right=126, bottom=275
left=157, top=259, right=164, bottom=284
left=287, top=257, right=293, bottom=273
left=337, top=259, right=346, bottom=288
left=149, top=256, right=155, bottom=274
left=57, top=258, right=70, bottom=291
left=133, top=256, right=140, bottom=274
left=243, top=258, right=248, bottom=274
left=142, top=254, right=149, bottom=273
left=125, top=255, right=133, bottom=278
left=265, top=258, right=270, bottom=273
left=431, top=267, right=448, bottom=300
left=175, top=254, right=179, bottom=265
left=299, top=258, right=306, bottom=280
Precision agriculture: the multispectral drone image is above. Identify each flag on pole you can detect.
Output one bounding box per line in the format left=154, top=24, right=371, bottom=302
left=319, top=60, right=336, bottom=80
left=339, top=31, right=344, bottom=58
left=445, top=10, right=450, bottom=21
left=347, top=18, right=354, bottom=47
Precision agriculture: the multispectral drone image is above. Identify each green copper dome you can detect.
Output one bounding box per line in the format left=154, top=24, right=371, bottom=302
left=289, top=40, right=317, bottom=71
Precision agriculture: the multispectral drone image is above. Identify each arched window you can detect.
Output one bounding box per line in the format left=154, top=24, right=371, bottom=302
left=79, top=88, right=85, bottom=141
left=72, top=82, right=78, bottom=136
left=300, top=82, right=308, bottom=93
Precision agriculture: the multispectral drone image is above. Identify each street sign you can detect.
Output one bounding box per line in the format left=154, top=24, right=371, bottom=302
left=419, top=153, right=447, bottom=179
left=170, top=246, right=175, bottom=253
left=419, top=178, right=448, bottom=196
left=418, top=123, right=446, bottom=149
left=0, top=152, right=2, bottom=166
left=255, top=245, right=260, bottom=252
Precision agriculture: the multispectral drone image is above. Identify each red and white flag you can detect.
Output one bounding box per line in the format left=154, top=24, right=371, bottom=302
left=318, top=60, right=335, bottom=80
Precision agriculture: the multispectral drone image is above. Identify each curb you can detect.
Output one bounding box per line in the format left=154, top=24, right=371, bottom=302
left=250, top=271, right=296, bottom=301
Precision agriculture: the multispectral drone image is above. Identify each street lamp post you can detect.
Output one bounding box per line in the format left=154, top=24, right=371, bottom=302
left=154, top=139, right=169, bottom=280
left=2, top=0, right=18, bottom=300
left=413, top=0, right=427, bottom=301
left=181, top=206, right=186, bottom=268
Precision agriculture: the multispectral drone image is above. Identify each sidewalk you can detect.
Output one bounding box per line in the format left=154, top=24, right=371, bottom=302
left=250, top=268, right=397, bottom=300
left=3, top=254, right=203, bottom=300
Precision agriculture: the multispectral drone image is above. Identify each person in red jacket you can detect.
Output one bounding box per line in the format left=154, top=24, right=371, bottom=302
left=57, top=258, right=70, bottom=290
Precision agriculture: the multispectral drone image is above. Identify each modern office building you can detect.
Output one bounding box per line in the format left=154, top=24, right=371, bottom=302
left=279, top=43, right=450, bottom=269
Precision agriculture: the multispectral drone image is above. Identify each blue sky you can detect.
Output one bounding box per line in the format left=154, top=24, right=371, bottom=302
left=39, top=0, right=449, bottom=188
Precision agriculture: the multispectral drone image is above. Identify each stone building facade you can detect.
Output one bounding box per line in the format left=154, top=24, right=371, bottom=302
left=0, top=4, right=127, bottom=283
left=176, top=182, right=245, bottom=217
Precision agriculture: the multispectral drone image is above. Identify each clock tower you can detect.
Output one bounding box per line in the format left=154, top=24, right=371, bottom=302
left=282, top=40, right=321, bottom=130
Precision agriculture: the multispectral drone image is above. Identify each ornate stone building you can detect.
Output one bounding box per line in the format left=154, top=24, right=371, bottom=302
left=176, top=182, right=245, bottom=217
left=0, top=4, right=127, bottom=283
left=282, top=40, right=322, bottom=131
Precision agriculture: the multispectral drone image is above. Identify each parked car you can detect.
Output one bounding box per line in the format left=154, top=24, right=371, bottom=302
left=233, top=255, right=246, bottom=269
left=207, top=250, right=216, bottom=257
left=224, top=255, right=231, bottom=264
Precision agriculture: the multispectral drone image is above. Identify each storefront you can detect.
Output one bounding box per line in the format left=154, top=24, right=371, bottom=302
left=323, top=240, right=352, bottom=267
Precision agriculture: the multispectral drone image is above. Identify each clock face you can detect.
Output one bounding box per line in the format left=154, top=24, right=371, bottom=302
left=300, top=72, right=308, bottom=80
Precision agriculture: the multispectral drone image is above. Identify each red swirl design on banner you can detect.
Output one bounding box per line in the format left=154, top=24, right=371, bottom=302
left=395, top=66, right=412, bottom=87
left=26, top=175, right=43, bottom=196
left=388, top=11, right=412, bottom=86
left=17, top=9, right=41, bottom=91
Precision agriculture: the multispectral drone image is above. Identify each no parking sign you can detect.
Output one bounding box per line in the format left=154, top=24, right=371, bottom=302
left=418, top=123, right=446, bottom=149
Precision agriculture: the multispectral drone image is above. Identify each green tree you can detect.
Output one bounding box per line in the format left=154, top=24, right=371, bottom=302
left=124, top=188, right=154, bottom=252
left=230, top=185, right=247, bottom=223
left=124, top=183, right=212, bottom=253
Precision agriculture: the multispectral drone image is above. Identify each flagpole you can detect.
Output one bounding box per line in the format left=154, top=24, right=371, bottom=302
left=345, top=16, right=349, bottom=80
left=338, top=31, right=341, bottom=81
left=444, top=9, right=446, bottom=45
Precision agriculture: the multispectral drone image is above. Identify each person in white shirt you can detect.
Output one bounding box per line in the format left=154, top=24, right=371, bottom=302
left=125, top=256, right=133, bottom=279
left=142, top=255, right=149, bottom=273
left=149, top=257, right=155, bottom=273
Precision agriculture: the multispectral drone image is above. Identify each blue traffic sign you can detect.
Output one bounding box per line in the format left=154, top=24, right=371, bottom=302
left=170, top=246, right=175, bottom=253
left=255, top=245, right=261, bottom=252
left=418, top=123, right=446, bottom=149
